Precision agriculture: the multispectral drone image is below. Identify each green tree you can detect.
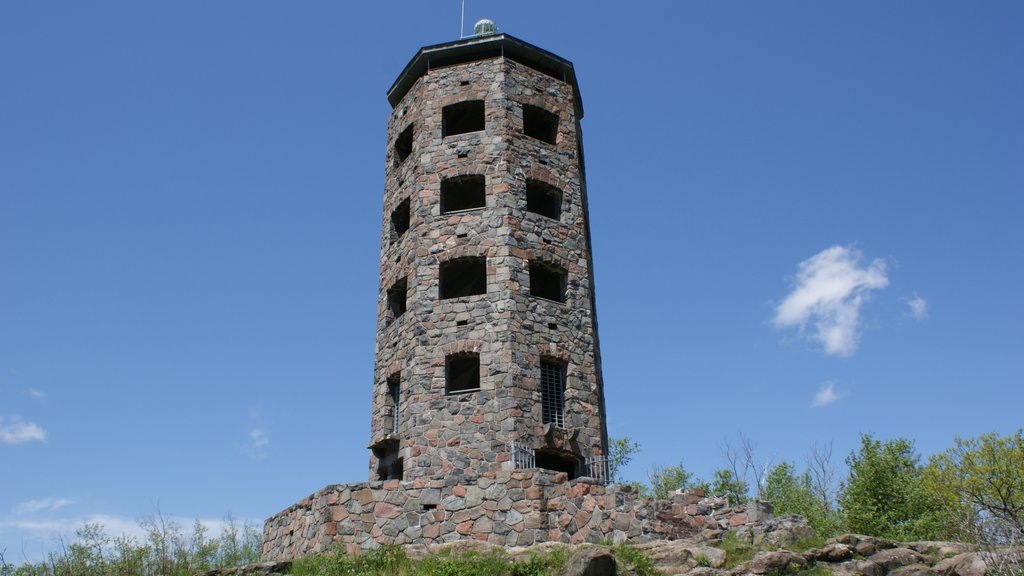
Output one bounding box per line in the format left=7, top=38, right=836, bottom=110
left=647, top=461, right=695, bottom=500
left=763, top=462, right=840, bottom=537
left=838, top=434, right=939, bottom=540
left=923, top=429, right=1024, bottom=543
left=708, top=469, right=749, bottom=506
left=607, top=436, right=641, bottom=484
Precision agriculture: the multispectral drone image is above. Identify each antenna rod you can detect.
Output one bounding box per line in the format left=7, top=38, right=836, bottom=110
left=460, top=0, right=465, bottom=38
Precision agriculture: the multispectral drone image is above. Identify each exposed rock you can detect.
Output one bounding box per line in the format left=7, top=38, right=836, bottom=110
left=566, top=546, right=617, bottom=576
left=868, top=547, right=930, bottom=572
left=889, top=563, right=935, bottom=576
left=633, top=541, right=727, bottom=573
left=830, top=559, right=885, bottom=576
left=831, top=534, right=898, bottom=558
left=744, top=550, right=807, bottom=575
left=803, top=542, right=855, bottom=563
left=195, top=561, right=291, bottom=576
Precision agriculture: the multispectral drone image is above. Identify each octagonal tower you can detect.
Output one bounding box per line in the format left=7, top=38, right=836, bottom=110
left=369, top=27, right=608, bottom=483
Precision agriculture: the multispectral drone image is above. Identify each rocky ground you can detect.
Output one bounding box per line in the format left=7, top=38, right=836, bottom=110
left=200, top=517, right=1023, bottom=576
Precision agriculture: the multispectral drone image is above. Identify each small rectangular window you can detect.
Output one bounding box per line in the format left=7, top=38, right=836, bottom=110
left=391, top=198, right=410, bottom=240
left=523, top=105, right=558, bottom=145
left=387, top=374, right=401, bottom=435
left=441, top=175, right=485, bottom=213
left=529, top=261, right=567, bottom=303
left=526, top=180, right=562, bottom=220
left=540, top=360, right=566, bottom=428
left=443, top=101, right=485, bottom=137
left=387, top=278, right=407, bottom=319
left=440, top=257, right=486, bottom=299
left=394, top=124, right=413, bottom=165
left=446, top=353, right=480, bottom=394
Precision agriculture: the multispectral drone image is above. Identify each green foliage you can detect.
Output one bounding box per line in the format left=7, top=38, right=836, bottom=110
left=293, top=545, right=568, bottom=576
left=611, top=544, right=659, bottom=576
left=838, top=434, right=940, bottom=541
left=709, top=468, right=750, bottom=505
left=4, top=515, right=261, bottom=576
left=719, top=531, right=757, bottom=570
left=646, top=461, right=695, bottom=500
left=608, top=436, right=642, bottom=484
left=923, top=429, right=1024, bottom=543
left=762, top=462, right=841, bottom=538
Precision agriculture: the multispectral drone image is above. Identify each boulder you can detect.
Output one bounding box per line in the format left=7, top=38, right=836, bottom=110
left=868, top=547, right=929, bottom=572
left=745, top=550, right=807, bottom=575
left=889, top=564, right=935, bottom=576
left=804, top=542, right=854, bottom=563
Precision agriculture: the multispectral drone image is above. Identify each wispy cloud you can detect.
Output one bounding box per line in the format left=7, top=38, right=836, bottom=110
left=27, top=388, right=45, bottom=400
left=244, top=428, right=270, bottom=459
left=906, top=294, right=928, bottom=321
left=0, top=415, right=47, bottom=444
left=773, top=245, right=889, bottom=356
left=15, top=498, right=76, bottom=515
left=811, top=382, right=844, bottom=408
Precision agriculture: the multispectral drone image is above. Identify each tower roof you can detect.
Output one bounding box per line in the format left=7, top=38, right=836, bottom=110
left=387, top=33, right=584, bottom=119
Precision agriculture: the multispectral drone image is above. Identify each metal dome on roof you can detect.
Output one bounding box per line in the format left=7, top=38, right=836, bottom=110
left=473, top=18, right=497, bottom=36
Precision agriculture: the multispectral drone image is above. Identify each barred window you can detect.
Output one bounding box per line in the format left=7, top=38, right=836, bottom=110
left=387, top=374, right=401, bottom=435
left=540, top=360, right=566, bottom=428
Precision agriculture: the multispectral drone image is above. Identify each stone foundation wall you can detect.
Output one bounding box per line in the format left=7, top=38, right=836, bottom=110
left=260, top=470, right=774, bottom=561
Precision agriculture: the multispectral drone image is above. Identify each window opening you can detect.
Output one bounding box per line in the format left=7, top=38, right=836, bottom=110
left=442, top=100, right=484, bottom=137
left=376, top=452, right=403, bottom=481
left=440, top=257, right=486, bottom=299
left=387, top=374, right=401, bottom=435
left=387, top=278, right=407, bottom=319
left=526, top=180, right=562, bottom=220
left=529, top=261, right=567, bottom=303
left=540, top=360, right=566, bottom=428
left=547, top=323, right=558, bottom=330
left=523, top=105, right=558, bottom=145
left=394, top=125, right=413, bottom=165
left=441, top=175, right=485, bottom=213
left=535, top=450, right=577, bottom=480
left=446, top=353, right=480, bottom=394
left=391, top=198, right=410, bottom=240
left=456, top=319, right=468, bottom=326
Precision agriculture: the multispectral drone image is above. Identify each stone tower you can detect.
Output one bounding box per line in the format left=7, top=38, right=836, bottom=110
left=368, top=24, right=608, bottom=483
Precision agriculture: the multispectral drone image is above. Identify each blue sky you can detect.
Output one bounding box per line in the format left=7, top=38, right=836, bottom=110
left=2, top=0, right=1022, bottom=563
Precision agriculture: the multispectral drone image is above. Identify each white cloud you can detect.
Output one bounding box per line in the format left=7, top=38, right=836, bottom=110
left=27, top=388, right=45, bottom=400
left=773, top=245, right=889, bottom=356
left=244, top=428, right=270, bottom=459
left=907, top=294, right=928, bottom=321
left=0, top=415, right=47, bottom=444
left=811, top=382, right=844, bottom=408
left=15, top=498, right=76, bottom=515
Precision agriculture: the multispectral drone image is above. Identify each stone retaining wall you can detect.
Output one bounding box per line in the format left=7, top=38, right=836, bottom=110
left=260, top=470, right=773, bottom=561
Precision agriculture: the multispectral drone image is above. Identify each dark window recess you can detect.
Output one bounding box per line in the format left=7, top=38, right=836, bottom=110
left=535, top=450, right=578, bottom=480
left=540, top=360, right=566, bottom=428
left=442, top=100, right=485, bottom=137
left=523, top=105, right=559, bottom=145
left=387, top=278, right=407, bottom=319
left=391, top=198, right=410, bottom=240
left=387, top=374, right=401, bottom=435
left=456, top=319, right=468, bottom=326
left=440, top=257, right=486, bottom=299
left=441, top=175, right=485, bottom=213
left=376, top=453, right=403, bottom=481
left=446, top=353, right=480, bottom=393
left=529, top=261, right=567, bottom=303
left=394, top=124, right=413, bottom=165
left=526, top=180, right=562, bottom=220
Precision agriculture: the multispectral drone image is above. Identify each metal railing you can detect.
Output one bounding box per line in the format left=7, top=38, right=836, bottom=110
left=505, top=442, right=611, bottom=485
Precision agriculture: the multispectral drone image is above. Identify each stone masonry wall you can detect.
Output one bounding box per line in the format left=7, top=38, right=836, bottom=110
left=370, top=44, right=607, bottom=482
left=261, top=471, right=773, bottom=561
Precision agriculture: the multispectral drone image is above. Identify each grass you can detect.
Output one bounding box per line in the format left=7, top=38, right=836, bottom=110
left=611, top=543, right=660, bottom=576
left=720, top=532, right=759, bottom=570
left=291, top=544, right=570, bottom=576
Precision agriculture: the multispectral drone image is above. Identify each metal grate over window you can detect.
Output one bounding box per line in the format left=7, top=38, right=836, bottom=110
left=540, top=360, right=566, bottom=428
left=387, top=375, right=400, bottom=435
